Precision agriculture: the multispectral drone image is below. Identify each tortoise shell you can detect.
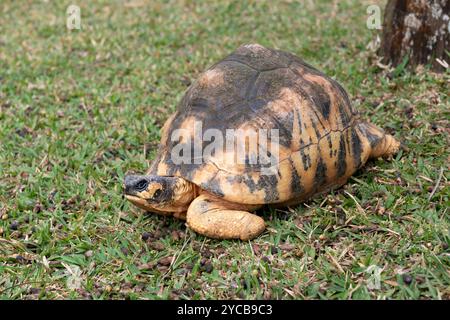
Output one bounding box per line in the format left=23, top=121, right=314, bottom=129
left=149, top=44, right=372, bottom=205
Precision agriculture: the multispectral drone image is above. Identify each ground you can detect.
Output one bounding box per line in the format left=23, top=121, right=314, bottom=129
left=0, top=0, right=448, bottom=299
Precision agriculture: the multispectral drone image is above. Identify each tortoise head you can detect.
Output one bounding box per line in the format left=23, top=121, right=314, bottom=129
left=123, top=175, right=196, bottom=214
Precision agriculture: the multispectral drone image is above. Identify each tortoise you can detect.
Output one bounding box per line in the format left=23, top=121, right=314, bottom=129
left=124, top=44, right=400, bottom=240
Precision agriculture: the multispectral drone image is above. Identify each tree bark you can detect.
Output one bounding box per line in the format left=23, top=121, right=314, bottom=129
left=380, top=0, right=450, bottom=72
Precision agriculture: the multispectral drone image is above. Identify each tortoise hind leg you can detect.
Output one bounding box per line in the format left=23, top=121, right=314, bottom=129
left=186, top=194, right=265, bottom=240
left=358, top=122, right=400, bottom=159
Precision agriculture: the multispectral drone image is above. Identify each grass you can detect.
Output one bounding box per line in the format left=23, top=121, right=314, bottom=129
left=0, top=0, right=448, bottom=300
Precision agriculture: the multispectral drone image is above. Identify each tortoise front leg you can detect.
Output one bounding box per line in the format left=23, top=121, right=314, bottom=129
left=186, top=194, right=265, bottom=240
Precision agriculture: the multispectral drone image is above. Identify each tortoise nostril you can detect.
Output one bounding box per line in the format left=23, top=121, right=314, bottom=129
left=135, top=179, right=149, bottom=192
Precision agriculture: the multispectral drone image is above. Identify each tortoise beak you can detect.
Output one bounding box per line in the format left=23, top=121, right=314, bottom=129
left=123, top=175, right=149, bottom=196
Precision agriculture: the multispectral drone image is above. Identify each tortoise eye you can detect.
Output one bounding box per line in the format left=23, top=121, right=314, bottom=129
left=153, top=189, right=162, bottom=198
left=135, top=179, right=149, bottom=192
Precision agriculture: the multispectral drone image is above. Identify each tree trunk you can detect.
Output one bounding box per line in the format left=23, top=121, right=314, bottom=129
left=380, top=0, right=450, bottom=72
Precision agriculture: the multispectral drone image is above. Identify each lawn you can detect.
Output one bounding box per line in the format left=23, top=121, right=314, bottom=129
left=0, top=0, right=448, bottom=299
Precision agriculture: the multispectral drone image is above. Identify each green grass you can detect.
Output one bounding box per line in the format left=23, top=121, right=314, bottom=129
left=0, top=0, right=448, bottom=300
